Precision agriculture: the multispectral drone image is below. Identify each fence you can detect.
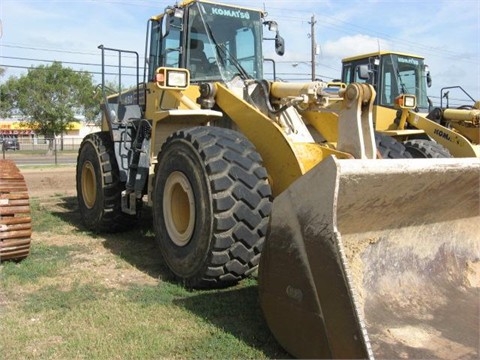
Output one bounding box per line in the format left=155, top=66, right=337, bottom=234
left=15, top=136, right=84, bottom=152
left=1, top=136, right=83, bottom=165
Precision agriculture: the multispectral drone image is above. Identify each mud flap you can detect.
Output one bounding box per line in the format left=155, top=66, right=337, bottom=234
left=259, top=156, right=480, bottom=359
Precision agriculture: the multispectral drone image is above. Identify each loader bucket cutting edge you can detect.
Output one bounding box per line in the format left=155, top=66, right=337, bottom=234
left=259, top=156, right=480, bottom=359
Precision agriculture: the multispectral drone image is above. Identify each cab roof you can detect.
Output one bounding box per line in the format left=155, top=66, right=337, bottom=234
left=151, top=0, right=265, bottom=22
left=178, top=0, right=265, bottom=16
left=342, top=50, right=425, bottom=63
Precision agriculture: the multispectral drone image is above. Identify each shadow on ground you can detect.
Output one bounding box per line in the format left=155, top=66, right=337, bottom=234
left=50, top=196, right=170, bottom=280
left=50, top=196, right=290, bottom=358
left=174, top=285, right=291, bottom=358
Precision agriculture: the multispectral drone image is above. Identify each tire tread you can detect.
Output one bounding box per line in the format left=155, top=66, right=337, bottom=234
left=159, top=126, right=272, bottom=288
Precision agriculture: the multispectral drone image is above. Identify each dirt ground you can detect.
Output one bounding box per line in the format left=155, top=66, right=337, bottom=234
left=17, top=165, right=162, bottom=290
left=21, top=166, right=77, bottom=198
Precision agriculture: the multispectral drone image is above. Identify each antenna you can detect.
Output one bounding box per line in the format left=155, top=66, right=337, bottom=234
left=309, top=14, right=317, bottom=81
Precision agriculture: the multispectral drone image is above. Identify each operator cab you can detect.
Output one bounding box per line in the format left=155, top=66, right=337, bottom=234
left=341, top=52, right=430, bottom=113
left=147, top=1, right=278, bottom=83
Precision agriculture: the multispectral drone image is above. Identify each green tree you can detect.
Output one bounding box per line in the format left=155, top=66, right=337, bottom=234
left=0, top=62, right=97, bottom=138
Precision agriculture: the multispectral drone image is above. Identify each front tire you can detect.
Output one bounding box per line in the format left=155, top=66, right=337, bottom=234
left=76, top=132, right=135, bottom=232
left=153, top=127, right=272, bottom=289
left=404, top=139, right=452, bottom=158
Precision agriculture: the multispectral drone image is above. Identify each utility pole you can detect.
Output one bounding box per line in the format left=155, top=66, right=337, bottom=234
left=309, top=15, right=316, bottom=81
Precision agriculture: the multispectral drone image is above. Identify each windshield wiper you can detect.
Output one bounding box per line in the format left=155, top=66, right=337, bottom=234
left=200, top=11, right=250, bottom=80
left=396, top=69, right=407, bottom=94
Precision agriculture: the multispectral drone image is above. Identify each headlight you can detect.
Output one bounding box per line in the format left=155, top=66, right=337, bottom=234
left=403, top=95, right=416, bottom=108
left=394, top=94, right=416, bottom=109
left=167, top=70, right=187, bottom=88
left=155, top=67, right=190, bottom=90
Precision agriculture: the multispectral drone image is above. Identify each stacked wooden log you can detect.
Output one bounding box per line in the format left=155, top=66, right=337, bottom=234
left=0, top=160, right=32, bottom=261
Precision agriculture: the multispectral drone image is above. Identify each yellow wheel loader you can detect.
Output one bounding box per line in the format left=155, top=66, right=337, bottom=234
left=341, top=51, right=480, bottom=157
left=76, top=1, right=480, bottom=358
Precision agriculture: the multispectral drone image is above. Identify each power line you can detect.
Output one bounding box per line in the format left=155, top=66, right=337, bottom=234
left=263, top=5, right=479, bottom=64
left=0, top=43, right=100, bottom=56
left=1, top=11, right=475, bottom=71
left=1, top=5, right=476, bottom=64
left=0, top=43, right=139, bottom=59
left=0, top=64, right=138, bottom=78
left=0, top=55, right=141, bottom=70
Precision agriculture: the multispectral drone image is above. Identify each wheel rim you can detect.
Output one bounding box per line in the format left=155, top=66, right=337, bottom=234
left=81, top=161, right=97, bottom=209
left=163, top=171, right=195, bottom=247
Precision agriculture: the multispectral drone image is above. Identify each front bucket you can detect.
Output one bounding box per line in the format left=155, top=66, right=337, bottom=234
left=259, top=156, right=480, bottom=359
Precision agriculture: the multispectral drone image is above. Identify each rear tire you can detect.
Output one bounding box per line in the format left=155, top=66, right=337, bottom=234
left=153, top=127, right=272, bottom=289
left=375, top=133, right=412, bottom=159
left=76, top=132, right=136, bottom=232
left=404, top=139, right=452, bottom=158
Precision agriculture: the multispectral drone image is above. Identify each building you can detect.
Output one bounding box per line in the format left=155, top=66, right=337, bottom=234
left=0, top=118, right=100, bottom=150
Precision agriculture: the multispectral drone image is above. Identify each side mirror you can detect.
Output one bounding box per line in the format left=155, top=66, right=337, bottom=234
left=163, top=12, right=173, bottom=37
left=275, top=34, right=285, bottom=56
left=424, top=65, right=432, bottom=87
left=426, top=72, right=432, bottom=88
left=263, top=20, right=285, bottom=56
left=263, top=20, right=278, bottom=33
left=426, top=72, right=432, bottom=89
left=163, top=6, right=184, bottom=37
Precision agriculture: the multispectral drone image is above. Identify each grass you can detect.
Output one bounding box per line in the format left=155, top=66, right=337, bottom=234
left=29, top=200, right=73, bottom=233
left=0, top=243, right=83, bottom=285
left=0, top=195, right=289, bottom=359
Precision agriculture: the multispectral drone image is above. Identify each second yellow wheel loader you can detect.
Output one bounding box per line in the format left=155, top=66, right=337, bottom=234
left=341, top=51, right=480, bottom=158
left=76, top=1, right=480, bottom=358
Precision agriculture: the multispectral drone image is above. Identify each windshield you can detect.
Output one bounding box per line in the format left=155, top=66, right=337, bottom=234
left=380, top=54, right=429, bottom=111
left=186, top=2, right=263, bottom=82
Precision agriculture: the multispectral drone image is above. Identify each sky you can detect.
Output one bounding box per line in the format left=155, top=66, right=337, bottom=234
left=0, top=0, right=479, bottom=106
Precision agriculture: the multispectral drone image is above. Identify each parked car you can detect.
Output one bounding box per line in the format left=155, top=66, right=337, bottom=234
left=0, top=137, right=20, bottom=151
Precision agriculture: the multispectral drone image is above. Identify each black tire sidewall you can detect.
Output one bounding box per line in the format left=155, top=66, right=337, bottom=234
left=375, top=132, right=412, bottom=159
left=404, top=139, right=451, bottom=158
left=404, top=144, right=427, bottom=158
left=153, top=138, right=213, bottom=280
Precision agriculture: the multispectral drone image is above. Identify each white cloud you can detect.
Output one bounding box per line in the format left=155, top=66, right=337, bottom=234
left=321, top=34, right=391, bottom=60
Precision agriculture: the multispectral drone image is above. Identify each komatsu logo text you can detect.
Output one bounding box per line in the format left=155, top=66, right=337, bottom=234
left=211, top=7, right=250, bottom=19
left=398, top=57, right=420, bottom=66
left=434, top=128, right=452, bottom=142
